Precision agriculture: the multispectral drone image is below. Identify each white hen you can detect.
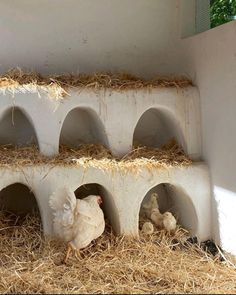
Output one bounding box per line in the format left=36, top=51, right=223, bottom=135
left=49, top=187, right=105, bottom=263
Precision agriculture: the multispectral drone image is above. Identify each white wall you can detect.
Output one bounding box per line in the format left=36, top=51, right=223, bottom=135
left=133, top=108, right=185, bottom=149
left=0, top=0, right=195, bottom=77
left=0, top=107, right=38, bottom=147
left=183, top=21, right=236, bottom=254
left=59, top=107, right=108, bottom=147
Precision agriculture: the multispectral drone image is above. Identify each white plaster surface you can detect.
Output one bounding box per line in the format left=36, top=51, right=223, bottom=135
left=0, top=106, right=38, bottom=147
left=182, top=21, right=236, bottom=255
left=0, top=86, right=202, bottom=160
left=0, top=162, right=212, bottom=241
left=0, top=0, right=200, bottom=77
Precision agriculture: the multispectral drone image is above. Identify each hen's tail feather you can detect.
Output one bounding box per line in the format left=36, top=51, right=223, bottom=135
left=49, top=187, right=76, bottom=213
left=49, top=191, right=59, bottom=212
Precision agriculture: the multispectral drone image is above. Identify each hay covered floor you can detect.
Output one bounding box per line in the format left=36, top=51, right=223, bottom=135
left=0, top=212, right=236, bottom=294
left=0, top=140, right=191, bottom=172
left=0, top=68, right=193, bottom=99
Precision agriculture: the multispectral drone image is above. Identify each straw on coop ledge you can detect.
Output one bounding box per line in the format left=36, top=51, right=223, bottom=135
left=0, top=139, right=192, bottom=172
left=0, top=68, right=193, bottom=100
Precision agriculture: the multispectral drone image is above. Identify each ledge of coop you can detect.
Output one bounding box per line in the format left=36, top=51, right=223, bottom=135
left=0, top=69, right=201, bottom=159
left=0, top=69, right=193, bottom=99
left=0, top=142, right=211, bottom=242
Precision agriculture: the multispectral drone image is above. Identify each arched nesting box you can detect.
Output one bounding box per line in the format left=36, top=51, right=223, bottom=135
left=59, top=107, right=108, bottom=148
left=133, top=107, right=186, bottom=150
left=140, top=183, right=198, bottom=236
left=74, top=183, right=120, bottom=234
left=0, top=183, right=40, bottom=216
left=0, top=107, right=38, bottom=148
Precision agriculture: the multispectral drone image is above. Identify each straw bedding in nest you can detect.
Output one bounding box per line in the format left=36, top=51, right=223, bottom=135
left=0, top=68, right=193, bottom=100
left=0, top=212, right=236, bottom=294
left=0, top=140, right=192, bottom=172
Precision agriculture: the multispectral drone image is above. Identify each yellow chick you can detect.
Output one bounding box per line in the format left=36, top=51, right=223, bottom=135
left=150, top=208, right=163, bottom=228
left=141, top=221, right=154, bottom=235
left=141, top=192, right=159, bottom=219
left=162, top=212, right=177, bottom=233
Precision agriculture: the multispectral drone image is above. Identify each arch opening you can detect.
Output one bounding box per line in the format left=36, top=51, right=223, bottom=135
left=0, top=107, right=38, bottom=148
left=140, top=183, right=198, bottom=235
left=60, top=108, right=108, bottom=148
left=133, top=108, right=186, bottom=150
left=74, top=183, right=119, bottom=233
left=0, top=183, right=41, bottom=217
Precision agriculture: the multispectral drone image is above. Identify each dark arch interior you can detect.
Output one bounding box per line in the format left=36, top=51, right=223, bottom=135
left=60, top=108, right=108, bottom=148
left=0, top=183, right=40, bottom=216
left=74, top=183, right=119, bottom=233
left=133, top=108, right=185, bottom=150
left=0, top=107, right=38, bottom=147
left=140, top=183, right=198, bottom=235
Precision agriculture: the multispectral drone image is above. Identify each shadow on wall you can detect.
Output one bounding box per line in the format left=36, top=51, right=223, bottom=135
left=140, top=183, right=198, bottom=235
left=60, top=108, right=108, bottom=148
left=0, top=183, right=40, bottom=216
left=133, top=108, right=186, bottom=150
left=0, top=107, right=38, bottom=147
left=74, top=183, right=120, bottom=233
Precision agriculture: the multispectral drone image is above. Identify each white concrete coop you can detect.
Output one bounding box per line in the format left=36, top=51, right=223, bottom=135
left=0, top=86, right=201, bottom=159
left=0, top=86, right=212, bottom=242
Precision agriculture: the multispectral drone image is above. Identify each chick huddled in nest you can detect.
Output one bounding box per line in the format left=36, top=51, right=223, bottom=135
left=140, top=192, right=177, bottom=235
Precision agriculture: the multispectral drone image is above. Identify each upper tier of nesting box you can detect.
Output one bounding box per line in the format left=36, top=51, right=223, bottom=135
left=0, top=69, right=193, bottom=100
left=0, top=69, right=201, bottom=160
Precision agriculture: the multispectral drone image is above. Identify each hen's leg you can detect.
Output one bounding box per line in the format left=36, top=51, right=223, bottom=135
left=64, top=243, right=72, bottom=263
left=75, top=249, right=81, bottom=260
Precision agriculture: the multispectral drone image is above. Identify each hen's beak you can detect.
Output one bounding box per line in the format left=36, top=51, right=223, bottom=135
left=97, top=196, right=103, bottom=205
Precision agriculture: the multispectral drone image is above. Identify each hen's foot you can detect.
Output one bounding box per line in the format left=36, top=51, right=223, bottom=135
left=63, top=244, right=72, bottom=264
left=75, top=249, right=82, bottom=260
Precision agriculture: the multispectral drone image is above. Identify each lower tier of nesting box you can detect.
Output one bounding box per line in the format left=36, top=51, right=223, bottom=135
left=0, top=162, right=211, bottom=242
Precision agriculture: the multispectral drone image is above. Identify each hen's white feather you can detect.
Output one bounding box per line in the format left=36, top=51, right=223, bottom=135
left=49, top=187, right=76, bottom=213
